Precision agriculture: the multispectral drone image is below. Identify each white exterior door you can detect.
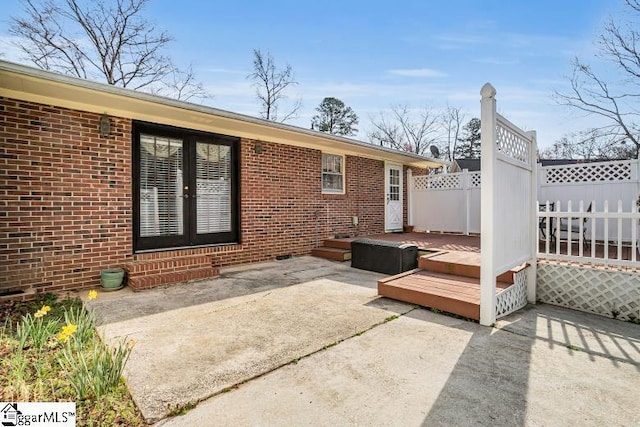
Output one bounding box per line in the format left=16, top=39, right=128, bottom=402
left=385, top=163, right=403, bottom=231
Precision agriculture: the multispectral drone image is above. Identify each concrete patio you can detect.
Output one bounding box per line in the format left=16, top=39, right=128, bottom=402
left=86, top=256, right=640, bottom=426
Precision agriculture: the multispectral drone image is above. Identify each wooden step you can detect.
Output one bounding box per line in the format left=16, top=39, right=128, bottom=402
left=419, top=251, right=519, bottom=282
left=378, top=269, right=511, bottom=321
left=322, top=238, right=353, bottom=250
left=311, top=247, right=352, bottom=261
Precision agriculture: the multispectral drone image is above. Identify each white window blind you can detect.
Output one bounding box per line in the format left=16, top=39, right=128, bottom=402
left=139, top=134, right=184, bottom=237
left=196, top=142, right=232, bottom=234
left=322, top=154, right=344, bottom=193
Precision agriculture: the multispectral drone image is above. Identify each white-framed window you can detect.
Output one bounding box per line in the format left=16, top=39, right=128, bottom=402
left=322, top=153, right=344, bottom=194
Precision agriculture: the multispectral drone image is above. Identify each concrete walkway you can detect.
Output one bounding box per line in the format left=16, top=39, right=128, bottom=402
left=87, top=257, right=640, bottom=426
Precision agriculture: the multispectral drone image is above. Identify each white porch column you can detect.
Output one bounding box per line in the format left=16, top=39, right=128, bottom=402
left=480, top=83, right=497, bottom=326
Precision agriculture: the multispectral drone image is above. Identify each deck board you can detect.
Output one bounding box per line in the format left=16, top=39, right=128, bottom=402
left=378, top=270, right=511, bottom=321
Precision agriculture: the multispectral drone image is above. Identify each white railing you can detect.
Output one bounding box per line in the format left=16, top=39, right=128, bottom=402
left=537, top=200, right=640, bottom=268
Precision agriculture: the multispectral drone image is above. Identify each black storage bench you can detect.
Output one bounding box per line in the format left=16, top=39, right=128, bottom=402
left=351, top=239, right=418, bottom=275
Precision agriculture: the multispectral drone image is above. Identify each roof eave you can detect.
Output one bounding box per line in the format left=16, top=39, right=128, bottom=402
left=0, top=60, right=444, bottom=169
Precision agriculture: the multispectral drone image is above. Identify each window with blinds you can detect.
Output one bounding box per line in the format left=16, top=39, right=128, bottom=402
left=196, top=143, right=232, bottom=234
left=134, top=122, right=239, bottom=251
left=139, top=135, right=184, bottom=237
left=322, top=153, right=344, bottom=193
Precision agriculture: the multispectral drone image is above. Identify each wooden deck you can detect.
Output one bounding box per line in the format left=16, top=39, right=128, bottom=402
left=313, top=231, right=635, bottom=320
left=377, top=249, right=525, bottom=321
left=378, top=269, right=511, bottom=321
left=327, top=231, right=636, bottom=262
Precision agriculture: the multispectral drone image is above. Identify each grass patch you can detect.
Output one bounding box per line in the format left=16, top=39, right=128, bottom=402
left=0, top=293, right=144, bottom=426
left=167, top=401, right=197, bottom=416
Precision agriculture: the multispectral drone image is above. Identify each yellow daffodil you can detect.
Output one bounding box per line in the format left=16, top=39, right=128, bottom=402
left=88, top=290, right=98, bottom=300
left=58, top=323, right=78, bottom=342
left=61, top=323, right=77, bottom=335
left=34, top=305, right=51, bottom=318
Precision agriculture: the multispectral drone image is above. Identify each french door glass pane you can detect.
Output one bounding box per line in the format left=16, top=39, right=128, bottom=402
left=389, top=169, right=400, bottom=201
left=196, top=142, right=232, bottom=234
left=139, top=134, right=184, bottom=237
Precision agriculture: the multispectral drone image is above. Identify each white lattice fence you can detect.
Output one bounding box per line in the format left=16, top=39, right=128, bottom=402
left=414, top=173, right=461, bottom=190
left=543, top=160, right=634, bottom=184
left=410, top=169, right=480, bottom=234
left=496, top=267, right=529, bottom=319
left=537, top=261, right=640, bottom=321
left=470, top=171, right=481, bottom=187
left=496, top=121, right=530, bottom=163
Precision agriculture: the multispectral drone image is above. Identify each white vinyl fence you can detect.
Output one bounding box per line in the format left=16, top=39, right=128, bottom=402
left=411, top=170, right=481, bottom=234
left=410, top=160, right=640, bottom=243
left=479, top=83, right=537, bottom=326
left=538, top=159, right=640, bottom=241
left=537, top=200, right=640, bottom=268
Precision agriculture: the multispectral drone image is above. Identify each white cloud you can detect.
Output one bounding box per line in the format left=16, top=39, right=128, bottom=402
left=203, top=68, right=247, bottom=75
left=388, top=68, right=447, bottom=78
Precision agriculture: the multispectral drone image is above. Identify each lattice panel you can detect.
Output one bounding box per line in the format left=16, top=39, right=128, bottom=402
left=470, top=171, right=481, bottom=188
left=496, top=124, right=530, bottom=164
left=537, top=262, right=640, bottom=321
left=496, top=268, right=529, bottom=318
left=413, top=174, right=461, bottom=190
left=544, top=161, right=632, bottom=184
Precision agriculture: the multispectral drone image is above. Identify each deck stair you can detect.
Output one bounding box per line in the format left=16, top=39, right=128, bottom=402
left=378, top=251, right=524, bottom=321
left=311, top=238, right=353, bottom=261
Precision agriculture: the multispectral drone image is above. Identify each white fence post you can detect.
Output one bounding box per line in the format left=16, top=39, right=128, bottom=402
left=463, top=169, right=470, bottom=235
left=527, top=130, right=538, bottom=304
left=480, top=83, right=497, bottom=326
left=407, top=168, right=413, bottom=227
left=635, top=159, right=640, bottom=199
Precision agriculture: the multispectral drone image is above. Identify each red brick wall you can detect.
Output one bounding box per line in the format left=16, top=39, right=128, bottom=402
left=1, top=97, right=396, bottom=295
left=129, top=140, right=387, bottom=290
left=1, top=97, right=132, bottom=297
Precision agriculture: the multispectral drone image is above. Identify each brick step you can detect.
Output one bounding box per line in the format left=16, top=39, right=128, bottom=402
left=419, top=251, right=520, bottom=283
left=126, top=254, right=213, bottom=276
left=378, top=269, right=511, bottom=321
left=311, top=247, right=352, bottom=261
left=322, top=238, right=353, bottom=250
left=128, top=267, right=219, bottom=291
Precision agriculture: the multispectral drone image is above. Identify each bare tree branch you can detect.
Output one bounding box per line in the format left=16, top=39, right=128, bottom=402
left=555, top=0, right=640, bottom=158
left=368, top=105, right=440, bottom=156
left=540, top=128, right=634, bottom=160
left=150, top=64, right=211, bottom=102
left=10, top=0, right=207, bottom=100
left=247, top=49, right=299, bottom=122
left=439, top=105, right=465, bottom=161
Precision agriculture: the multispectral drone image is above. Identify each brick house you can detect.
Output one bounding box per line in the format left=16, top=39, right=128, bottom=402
left=0, top=60, right=442, bottom=298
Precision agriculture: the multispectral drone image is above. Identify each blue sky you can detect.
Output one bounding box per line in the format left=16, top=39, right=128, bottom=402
left=0, top=0, right=626, bottom=150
